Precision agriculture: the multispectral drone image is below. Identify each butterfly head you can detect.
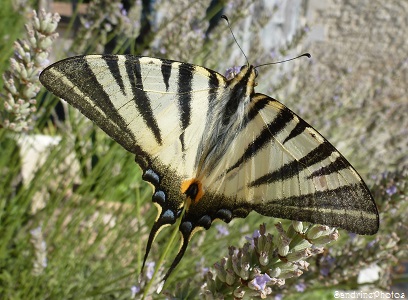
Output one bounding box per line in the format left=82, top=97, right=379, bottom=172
left=225, top=64, right=258, bottom=79
left=226, top=64, right=258, bottom=97
left=240, top=64, right=259, bottom=77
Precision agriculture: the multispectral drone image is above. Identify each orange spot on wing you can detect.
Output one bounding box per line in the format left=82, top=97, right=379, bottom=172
left=180, top=178, right=194, bottom=193
left=181, top=178, right=204, bottom=203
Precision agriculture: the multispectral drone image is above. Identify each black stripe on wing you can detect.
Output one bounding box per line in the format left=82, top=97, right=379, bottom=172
left=160, top=60, right=172, bottom=92
left=205, top=70, right=223, bottom=127
left=105, top=55, right=126, bottom=95
left=41, top=56, right=139, bottom=151
left=252, top=183, right=379, bottom=235
left=283, top=121, right=308, bottom=144
left=226, top=102, right=294, bottom=173
left=125, top=56, right=163, bottom=145
left=177, top=62, right=194, bottom=152
left=306, top=156, right=350, bottom=179
left=245, top=95, right=270, bottom=125
left=222, top=67, right=253, bottom=125
left=249, top=140, right=337, bottom=186
left=41, top=57, right=140, bottom=154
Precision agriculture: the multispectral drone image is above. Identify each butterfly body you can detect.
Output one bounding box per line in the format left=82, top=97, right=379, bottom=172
left=40, top=54, right=379, bottom=282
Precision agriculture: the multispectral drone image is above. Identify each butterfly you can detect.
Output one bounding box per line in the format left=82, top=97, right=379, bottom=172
left=39, top=54, right=379, bottom=283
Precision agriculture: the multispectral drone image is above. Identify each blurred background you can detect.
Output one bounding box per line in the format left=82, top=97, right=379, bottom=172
left=0, top=0, right=406, bottom=299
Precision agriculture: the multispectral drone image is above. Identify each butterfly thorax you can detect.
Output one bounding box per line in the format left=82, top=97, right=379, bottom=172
left=194, top=65, right=257, bottom=181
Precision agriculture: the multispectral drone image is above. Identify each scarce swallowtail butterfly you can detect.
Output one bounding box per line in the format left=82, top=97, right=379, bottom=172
left=39, top=54, right=379, bottom=283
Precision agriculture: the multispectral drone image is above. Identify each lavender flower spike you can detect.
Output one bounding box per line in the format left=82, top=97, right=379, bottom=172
left=1, top=9, right=60, bottom=132
left=203, top=222, right=339, bottom=298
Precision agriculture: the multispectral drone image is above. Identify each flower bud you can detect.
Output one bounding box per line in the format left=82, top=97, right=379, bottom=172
left=306, top=225, right=330, bottom=240
left=233, top=287, right=245, bottom=299
left=292, top=221, right=303, bottom=233
left=213, top=261, right=227, bottom=282
left=286, top=248, right=312, bottom=262
left=225, top=268, right=236, bottom=286
left=277, top=234, right=291, bottom=257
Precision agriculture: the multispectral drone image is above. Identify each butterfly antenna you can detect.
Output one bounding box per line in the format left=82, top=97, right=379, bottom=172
left=221, top=15, right=249, bottom=66
left=255, top=53, right=311, bottom=69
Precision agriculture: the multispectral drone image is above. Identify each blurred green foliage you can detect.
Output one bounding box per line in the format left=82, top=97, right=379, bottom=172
left=0, top=0, right=407, bottom=299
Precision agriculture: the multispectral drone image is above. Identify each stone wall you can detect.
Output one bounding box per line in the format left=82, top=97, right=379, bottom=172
left=295, top=0, right=407, bottom=175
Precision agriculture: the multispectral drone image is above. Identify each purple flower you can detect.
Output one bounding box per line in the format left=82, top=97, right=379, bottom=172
left=130, top=285, right=140, bottom=297
left=251, top=274, right=272, bottom=291
left=319, top=254, right=335, bottom=277
left=324, top=254, right=336, bottom=264
left=275, top=294, right=283, bottom=300
left=295, top=282, right=306, bottom=292
left=386, top=185, right=397, bottom=196
left=270, top=50, right=277, bottom=59
left=146, top=261, right=155, bottom=280
left=320, top=267, right=330, bottom=277
left=366, top=240, right=377, bottom=249
left=252, top=229, right=261, bottom=239
left=224, top=66, right=241, bottom=80
left=118, top=2, right=127, bottom=16
left=245, top=229, right=261, bottom=241
left=245, top=229, right=261, bottom=248
left=215, top=224, right=229, bottom=237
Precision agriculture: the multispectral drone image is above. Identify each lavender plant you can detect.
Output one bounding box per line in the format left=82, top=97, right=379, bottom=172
left=72, top=0, right=135, bottom=54
left=0, top=9, right=60, bottom=132
left=186, top=222, right=338, bottom=299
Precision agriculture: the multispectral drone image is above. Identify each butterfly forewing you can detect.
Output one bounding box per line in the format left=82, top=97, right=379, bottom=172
left=40, top=55, right=225, bottom=177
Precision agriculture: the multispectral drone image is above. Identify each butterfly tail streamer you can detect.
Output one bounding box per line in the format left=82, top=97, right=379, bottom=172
left=142, top=205, right=188, bottom=296
left=155, top=219, right=199, bottom=294
left=162, top=220, right=195, bottom=283
left=140, top=217, right=174, bottom=279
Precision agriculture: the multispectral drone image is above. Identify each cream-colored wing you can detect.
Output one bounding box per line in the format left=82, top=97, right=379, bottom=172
left=186, top=93, right=378, bottom=236
left=40, top=54, right=227, bottom=276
